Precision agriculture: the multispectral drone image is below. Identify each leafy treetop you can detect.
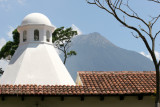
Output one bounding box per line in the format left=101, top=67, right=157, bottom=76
left=52, top=27, right=77, bottom=64
left=0, top=29, right=19, bottom=60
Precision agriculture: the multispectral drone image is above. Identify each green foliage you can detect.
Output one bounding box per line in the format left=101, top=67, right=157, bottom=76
left=0, top=29, right=19, bottom=59
left=0, top=68, right=4, bottom=75
left=12, top=29, right=20, bottom=44
left=67, top=51, right=77, bottom=57
left=52, top=27, right=77, bottom=44
left=52, top=27, right=77, bottom=64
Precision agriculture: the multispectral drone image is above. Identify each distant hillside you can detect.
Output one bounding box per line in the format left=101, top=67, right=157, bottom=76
left=60, top=32, right=154, bottom=80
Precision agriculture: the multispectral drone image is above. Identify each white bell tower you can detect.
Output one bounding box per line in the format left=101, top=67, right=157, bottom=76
left=0, top=13, right=75, bottom=85
left=18, top=13, right=54, bottom=45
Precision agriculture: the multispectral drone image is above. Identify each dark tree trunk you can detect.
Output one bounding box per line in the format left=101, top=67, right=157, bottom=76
left=86, top=1, right=160, bottom=106
left=63, top=52, right=67, bottom=65
left=155, top=65, right=160, bottom=107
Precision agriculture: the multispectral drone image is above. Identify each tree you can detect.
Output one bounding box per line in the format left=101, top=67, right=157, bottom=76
left=0, top=29, right=19, bottom=60
left=52, top=27, right=77, bottom=64
left=0, top=68, right=4, bottom=75
left=86, top=0, right=160, bottom=107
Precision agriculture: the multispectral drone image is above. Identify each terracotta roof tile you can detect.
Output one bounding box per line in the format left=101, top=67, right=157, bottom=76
left=0, top=71, right=156, bottom=95
left=78, top=71, right=156, bottom=95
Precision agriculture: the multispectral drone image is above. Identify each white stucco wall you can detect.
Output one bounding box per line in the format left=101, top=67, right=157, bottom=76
left=18, top=25, right=54, bottom=45
left=0, top=96, right=155, bottom=107
left=0, top=43, right=75, bottom=85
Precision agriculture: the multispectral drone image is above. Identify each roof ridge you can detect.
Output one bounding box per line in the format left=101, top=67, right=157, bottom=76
left=78, top=71, right=155, bottom=74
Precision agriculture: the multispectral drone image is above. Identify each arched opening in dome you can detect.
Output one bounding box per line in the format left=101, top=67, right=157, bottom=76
left=23, top=30, right=27, bottom=42
left=46, top=30, right=50, bottom=42
left=34, top=29, right=39, bottom=41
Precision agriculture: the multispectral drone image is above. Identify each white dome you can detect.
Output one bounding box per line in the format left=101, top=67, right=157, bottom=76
left=21, top=13, right=52, bottom=26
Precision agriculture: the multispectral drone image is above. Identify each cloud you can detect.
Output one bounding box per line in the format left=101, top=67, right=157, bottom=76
left=140, top=51, right=160, bottom=61
left=7, top=26, right=14, bottom=39
left=0, top=0, right=25, bottom=11
left=0, top=0, right=7, bottom=2
left=0, top=0, right=25, bottom=4
left=71, top=24, right=82, bottom=35
left=0, top=38, right=6, bottom=49
left=0, top=0, right=10, bottom=11
left=0, top=0, right=8, bottom=2
left=17, top=0, right=25, bottom=5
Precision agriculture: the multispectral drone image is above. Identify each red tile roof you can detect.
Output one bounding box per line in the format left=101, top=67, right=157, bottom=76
left=0, top=71, right=156, bottom=96
left=78, top=71, right=156, bottom=95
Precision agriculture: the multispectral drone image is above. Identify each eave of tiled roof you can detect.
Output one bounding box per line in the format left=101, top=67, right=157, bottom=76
left=0, top=71, right=156, bottom=96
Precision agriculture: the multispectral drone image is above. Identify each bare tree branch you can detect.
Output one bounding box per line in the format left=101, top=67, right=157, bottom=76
left=131, top=32, right=139, bottom=38
left=86, top=0, right=96, bottom=4
left=57, top=46, right=65, bottom=53
left=149, top=0, right=160, bottom=3
left=116, top=1, right=149, bottom=28
left=139, top=27, right=150, bottom=36
left=86, top=0, right=114, bottom=15
left=87, top=0, right=160, bottom=106
left=151, top=15, right=160, bottom=28
left=123, top=0, right=139, bottom=17
left=154, top=30, right=160, bottom=39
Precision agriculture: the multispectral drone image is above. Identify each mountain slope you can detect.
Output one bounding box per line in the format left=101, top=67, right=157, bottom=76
left=60, top=32, right=154, bottom=80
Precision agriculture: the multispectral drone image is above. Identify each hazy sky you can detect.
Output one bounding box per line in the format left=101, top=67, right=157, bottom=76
left=0, top=0, right=160, bottom=59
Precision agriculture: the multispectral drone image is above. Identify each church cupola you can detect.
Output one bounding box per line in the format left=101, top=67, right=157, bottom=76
left=17, top=13, right=55, bottom=45
left=0, top=13, right=75, bottom=85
